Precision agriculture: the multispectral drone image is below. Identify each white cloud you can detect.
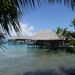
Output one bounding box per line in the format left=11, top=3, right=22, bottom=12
left=9, top=22, right=35, bottom=38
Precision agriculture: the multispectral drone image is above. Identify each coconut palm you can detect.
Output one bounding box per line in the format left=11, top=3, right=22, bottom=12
left=56, top=27, right=71, bottom=40
left=0, top=0, right=39, bottom=34
left=71, top=32, right=75, bottom=38
left=56, top=27, right=68, bottom=37
left=56, top=27, right=62, bottom=37
left=71, top=19, right=75, bottom=29
left=62, top=28, right=68, bottom=36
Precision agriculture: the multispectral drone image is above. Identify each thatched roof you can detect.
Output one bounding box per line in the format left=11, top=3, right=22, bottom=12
left=31, top=29, right=60, bottom=40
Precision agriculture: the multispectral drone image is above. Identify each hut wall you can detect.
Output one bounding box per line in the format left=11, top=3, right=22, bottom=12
left=32, top=40, right=65, bottom=48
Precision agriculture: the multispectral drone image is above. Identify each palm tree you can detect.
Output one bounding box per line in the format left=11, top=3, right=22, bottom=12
left=56, top=27, right=67, bottom=37
left=56, top=27, right=71, bottom=40
left=56, top=27, right=62, bottom=37
left=72, top=19, right=75, bottom=29
left=0, top=0, right=75, bottom=35
left=0, top=0, right=39, bottom=34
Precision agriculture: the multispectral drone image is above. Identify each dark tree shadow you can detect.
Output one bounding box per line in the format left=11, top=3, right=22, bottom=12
left=23, top=70, right=60, bottom=75
left=23, top=67, right=75, bottom=75
left=60, top=67, right=75, bottom=75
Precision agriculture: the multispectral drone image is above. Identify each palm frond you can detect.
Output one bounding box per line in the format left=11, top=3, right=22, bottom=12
left=48, top=0, right=75, bottom=10
left=72, top=19, right=75, bottom=29
left=0, top=0, right=42, bottom=35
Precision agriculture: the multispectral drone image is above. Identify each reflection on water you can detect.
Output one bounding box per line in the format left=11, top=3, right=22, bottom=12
left=0, top=44, right=75, bottom=75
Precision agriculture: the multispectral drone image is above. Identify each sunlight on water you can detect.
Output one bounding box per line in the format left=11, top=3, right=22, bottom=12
left=0, top=44, right=75, bottom=75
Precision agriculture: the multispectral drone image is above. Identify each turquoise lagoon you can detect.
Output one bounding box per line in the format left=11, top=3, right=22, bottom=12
left=0, top=44, right=75, bottom=75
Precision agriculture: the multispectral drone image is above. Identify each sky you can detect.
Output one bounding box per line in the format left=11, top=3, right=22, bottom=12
left=10, top=3, right=75, bottom=37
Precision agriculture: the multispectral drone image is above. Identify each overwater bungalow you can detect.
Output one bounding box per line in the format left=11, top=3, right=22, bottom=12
left=28, top=29, right=65, bottom=49
left=8, top=36, right=30, bottom=44
left=8, top=29, right=65, bottom=49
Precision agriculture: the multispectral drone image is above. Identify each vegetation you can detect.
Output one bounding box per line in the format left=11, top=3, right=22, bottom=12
left=56, top=27, right=75, bottom=46
left=71, top=19, right=75, bottom=29
left=69, top=37, right=75, bottom=46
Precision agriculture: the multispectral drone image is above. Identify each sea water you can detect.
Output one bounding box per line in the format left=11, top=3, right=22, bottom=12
left=0, top=44, right=75, bottom=75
